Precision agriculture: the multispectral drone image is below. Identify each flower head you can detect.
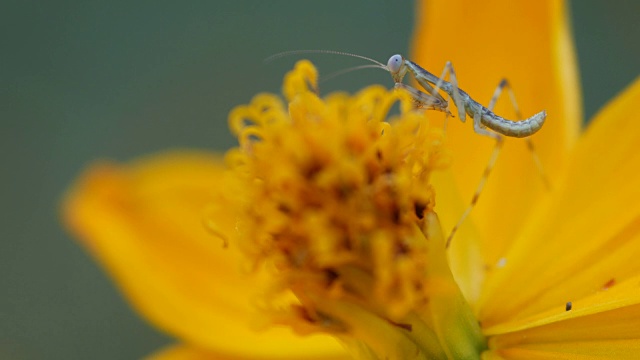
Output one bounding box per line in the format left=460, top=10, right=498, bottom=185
left=209, top=60, right=484, bottom=358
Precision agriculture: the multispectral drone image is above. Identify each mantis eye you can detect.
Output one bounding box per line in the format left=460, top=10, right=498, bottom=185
left=387, top=54, right=403, bottom=74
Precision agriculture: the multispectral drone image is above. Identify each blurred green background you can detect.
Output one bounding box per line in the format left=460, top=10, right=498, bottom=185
left=1, top=1, right=638, bottom=359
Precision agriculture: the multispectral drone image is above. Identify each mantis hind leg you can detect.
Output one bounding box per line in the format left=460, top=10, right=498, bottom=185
left=446, top=111, right=503, bottom=248
left=488, top=79, right=551, bottom=190
left=446, top=78, right=550, bottom=248
left=446, top=76, right=506, bottom=248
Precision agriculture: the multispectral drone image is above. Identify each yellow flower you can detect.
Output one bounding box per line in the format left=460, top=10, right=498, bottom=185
left=62, top=0, right=640, bottom=359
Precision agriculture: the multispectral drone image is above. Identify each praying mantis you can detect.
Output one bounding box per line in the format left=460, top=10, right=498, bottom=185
left=385, top=53, right=548, bottom=247
left=267, top=50, right=549, bottom=247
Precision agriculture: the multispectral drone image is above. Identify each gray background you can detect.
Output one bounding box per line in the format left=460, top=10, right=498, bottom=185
left=1, top=1, right=638, bottom=359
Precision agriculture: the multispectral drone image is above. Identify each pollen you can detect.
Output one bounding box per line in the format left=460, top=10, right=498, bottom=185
left=223, top=60, right=450, bottom=331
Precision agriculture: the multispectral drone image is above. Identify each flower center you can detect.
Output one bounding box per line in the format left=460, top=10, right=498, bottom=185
left=216, top=60, right=486, bottom=359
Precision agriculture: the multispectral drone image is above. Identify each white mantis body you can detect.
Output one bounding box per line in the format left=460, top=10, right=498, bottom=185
left=387, top=54, right=546, bottom=138
left=266, top=50, right=549, bottom=247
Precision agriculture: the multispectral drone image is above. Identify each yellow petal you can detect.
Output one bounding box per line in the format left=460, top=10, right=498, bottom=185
left=62, top=151, right=345, bottom=358
left=476, top=77, right=640, bottom=325
left=413, top=0, right=582, bottom=265
left=485, top=340, right=640, bottom=360
left=484, top=278, right=640, bottom=358
left=147, top=344, right=352, bottom=360
left=483, top=275, right=640, bottom=358
left=484, top=272, right=640, bottom=335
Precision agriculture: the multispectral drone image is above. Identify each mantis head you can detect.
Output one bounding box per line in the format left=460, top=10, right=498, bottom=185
left=387, top=54, right=408, bottom=83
